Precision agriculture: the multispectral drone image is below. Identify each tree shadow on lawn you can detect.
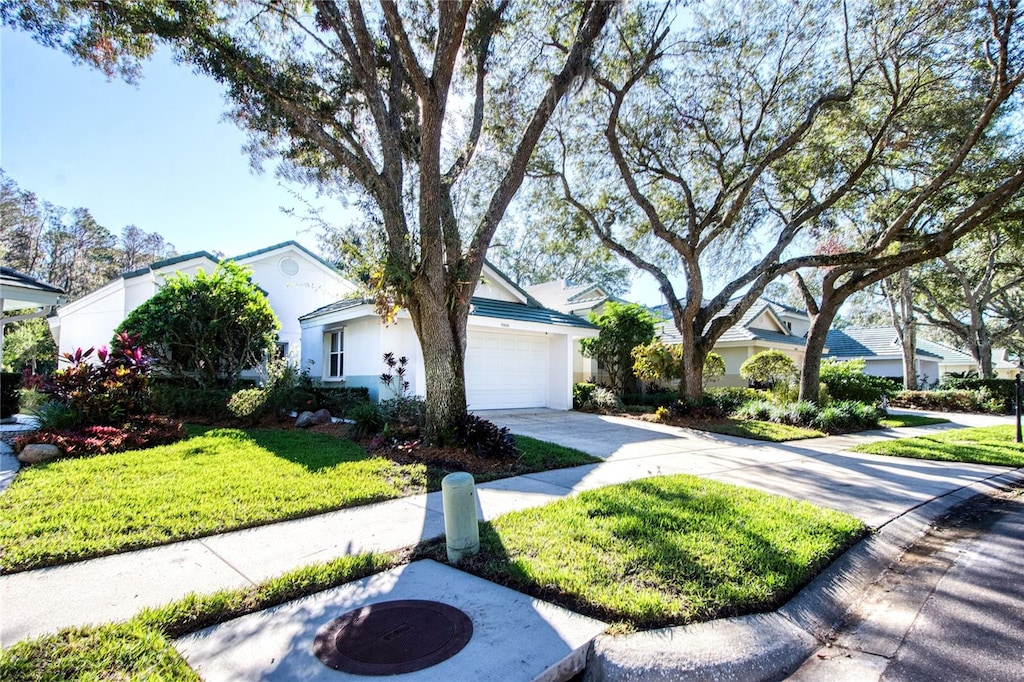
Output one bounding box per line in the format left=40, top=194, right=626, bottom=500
left=186, top=425, right=373, bottom=473
left=412, top=477, right=865, bottom=631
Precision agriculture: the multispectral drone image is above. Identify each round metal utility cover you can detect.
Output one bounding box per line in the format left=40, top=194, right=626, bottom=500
left=313, top=599, right=473, bottom=675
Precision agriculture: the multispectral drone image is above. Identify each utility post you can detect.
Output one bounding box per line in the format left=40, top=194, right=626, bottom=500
left=1016, top=372, right=1022, bottom=444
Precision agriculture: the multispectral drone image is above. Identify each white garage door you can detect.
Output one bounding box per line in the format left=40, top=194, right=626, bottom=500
left=466, top=331, right=549, bottom=410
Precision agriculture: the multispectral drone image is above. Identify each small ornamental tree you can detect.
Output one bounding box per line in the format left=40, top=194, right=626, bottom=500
left=740, top=350, right=797, bottom=390
left=580, top=302, right=657, bottom=395
left=117, top=262, right=279, bottom=389
left=632, top=340, right=725, bottom=392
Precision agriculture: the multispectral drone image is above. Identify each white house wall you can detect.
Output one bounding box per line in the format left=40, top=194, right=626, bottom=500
left=240, top=250, right=354, bottom=359
left=55, top=282, right=127, bottom=358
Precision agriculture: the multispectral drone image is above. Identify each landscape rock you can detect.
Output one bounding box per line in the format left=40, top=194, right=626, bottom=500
left=17, top=443, right=63, bottom=464
left=295, top=409, right=332, bottom=428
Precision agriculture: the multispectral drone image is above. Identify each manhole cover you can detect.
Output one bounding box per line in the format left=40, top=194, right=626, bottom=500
left=314, top=599, right=473, bottom=675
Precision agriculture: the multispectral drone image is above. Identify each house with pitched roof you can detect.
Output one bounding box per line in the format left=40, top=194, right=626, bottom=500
left=651, top=297, right=812, bottom=387
left=299, top=264, right=597, bottom=410
left=51, top=241, right=356, bottom=367
left=823, top=328, right=943, bottom=386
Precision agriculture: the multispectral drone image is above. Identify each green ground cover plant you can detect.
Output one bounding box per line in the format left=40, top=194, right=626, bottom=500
left=0, top=427, right=594, bottom=572
left=417, top=474, right=866, bottom=631
left=0, top=552, right=399, bottom=682
left=853, top=425, right=1024, bottom=467
left=878, top=414, right=950, bottom=428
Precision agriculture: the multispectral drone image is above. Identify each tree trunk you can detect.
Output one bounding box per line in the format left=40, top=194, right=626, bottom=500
left=799, top=298, right=842, bottom=404
left=407, top=293, right=469, bottom=443
left=978, top=335, right=994, bottom=378
left=898, top=272, right=918, bottom=390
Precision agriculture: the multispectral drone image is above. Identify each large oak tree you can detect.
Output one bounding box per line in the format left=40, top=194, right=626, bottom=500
left=5, top=1, right=617, bottom=437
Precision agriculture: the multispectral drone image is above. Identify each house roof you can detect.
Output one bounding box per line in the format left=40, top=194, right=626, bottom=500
left=0, top=267, right=65, bottom=310
left=915, top=339, right=975, bottom=364
left=469, top=297, right=595, bottom=328
left=230, top=240, right=342, bottom=274
left=122, top=250, right=219, bottom=280
left=299, top=298, right=369, bottom=321
left=824, top=328, right=943, bottom=360
left=300, top=295, right=595, bottom=329
left=524, top=279, right=612, bottom=313
left=657, top=299, right=807, bottom=347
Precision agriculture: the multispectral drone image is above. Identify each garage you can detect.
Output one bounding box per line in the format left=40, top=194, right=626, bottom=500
left=465, top=330, right=549, bottom=410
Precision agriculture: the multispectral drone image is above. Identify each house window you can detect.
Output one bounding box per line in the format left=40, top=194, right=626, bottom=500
left=276, top=342, right=289, bottom=360
left=328, top=330, right=344, bottom=378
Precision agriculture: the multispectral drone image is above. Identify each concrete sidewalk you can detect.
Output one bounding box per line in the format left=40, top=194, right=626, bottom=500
left=2, top=409, right=1021, bottom=675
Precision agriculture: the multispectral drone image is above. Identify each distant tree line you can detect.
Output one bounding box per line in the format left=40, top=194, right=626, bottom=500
left=0, top=169, right=176, bottom=300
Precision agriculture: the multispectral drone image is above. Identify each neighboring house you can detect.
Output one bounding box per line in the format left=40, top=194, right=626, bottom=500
left=524, top=279, right=621, bottom=382
left=1, top=267, right=65, bottom=361
left=824, top=328, right=942, bottom=386
left=299, top=264, right=598, bottom=410
left=653, top=298, right=811, bottom=388
left=923, top=341, right=1023, bottom=380
left=51, top=241, right=356, bottom=371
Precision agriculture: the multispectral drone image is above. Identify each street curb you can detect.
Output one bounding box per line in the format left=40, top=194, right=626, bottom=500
left=584, top=467, right=1024, bottom=682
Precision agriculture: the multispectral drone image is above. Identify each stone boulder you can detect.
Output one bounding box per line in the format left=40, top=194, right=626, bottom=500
left=17, top=443, right=63, bottom=464
left=296, top=409, right=332, bottom=428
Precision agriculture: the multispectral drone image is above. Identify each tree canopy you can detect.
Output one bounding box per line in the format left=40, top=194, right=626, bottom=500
left=117, top=262, right=279, bottom=389
left=5, top=1, right=618, bottom=438
left=580, top=301, right=657, bottom=394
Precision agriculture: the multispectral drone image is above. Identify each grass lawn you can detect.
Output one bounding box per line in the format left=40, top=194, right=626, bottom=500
left=878, top=414, right=950, bottom=428
left=694, top=419, right=826, bottom=441
left=0, top=427, right=595, bottom=573
left=416, top=474, right=866, bottom=631
left=0, top=552, right=399, bottom=682
left=853, top=424, right=1024, bottom=467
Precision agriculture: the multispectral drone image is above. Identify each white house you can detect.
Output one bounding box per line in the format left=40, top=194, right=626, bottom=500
left=51, top=241, right=356, bottom=364
left=654, top=298, right=812, bottom=387
left=824, top=328, right=943, bottom=385
left=299, top=263, right=598, bottom=410
left=525, top=279, right=621, bottom=383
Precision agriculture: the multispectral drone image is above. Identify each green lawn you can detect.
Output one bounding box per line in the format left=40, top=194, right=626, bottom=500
left=695, top=419, right=826, bottom=441
left=0, top=552, right=398, bottom=682
left=417, top=474, right=866, bottom=631
left=853, top=424, right=1024, bottom=466
left=878, top=414, right=950, bottom=428
left=0, top=427, right=595, bottom=573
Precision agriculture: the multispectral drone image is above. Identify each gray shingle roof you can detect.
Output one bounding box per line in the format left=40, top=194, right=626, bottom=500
left=525, top=279, right=610, bottom=313
left=825, top=328, right=942, bottom=359
left=657, top=299, right=806, bottom=346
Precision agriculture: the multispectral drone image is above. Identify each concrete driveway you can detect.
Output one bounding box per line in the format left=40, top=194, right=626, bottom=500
left=481, top=408, right=1020, bottom=529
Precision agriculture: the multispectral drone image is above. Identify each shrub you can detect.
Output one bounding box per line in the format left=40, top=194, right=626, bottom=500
left=622, top=390, right=678, bottom=407
left=891, top=389, right=1005, bottom=414
left=30, top=402, right=84, bottom=431
left=939, top=378, right=1016, bottom=413
left=227, top=387, right=268, bottom=421
left=150, top=383, right=235, bottom=420
left=350, top=400, right=385, bottom=439
left=1, top=371, right=21, bottom=418
left=705, top=387, right=760, bottom=413
left=573, top=382, right=596, bottom=409
left=739, top=350, right=797, bottom=389
left=378, top=353, right=426, bottom=435
left=820, top=359, right=899, bottom=405
left=580, top=302, right=657, bottom=394
left=583, top=386, right=624, bottom=412
left=631, top=341, right=726, bottom=391
left=46, top=333, right=151, bottom=427
left=15, top=416, right=186, bottom=458
left=733, top=398, right=777, bottom=423
left=734, top=398, right=882, bottom=433
left=453, top=414, right=519, bottom=459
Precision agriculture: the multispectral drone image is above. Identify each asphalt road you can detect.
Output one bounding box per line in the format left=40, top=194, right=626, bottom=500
left=791, top=486, right=1024, bottom=681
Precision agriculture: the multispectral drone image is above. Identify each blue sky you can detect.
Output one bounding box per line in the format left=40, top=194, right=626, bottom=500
left=2, top=27, right=663, bottom=304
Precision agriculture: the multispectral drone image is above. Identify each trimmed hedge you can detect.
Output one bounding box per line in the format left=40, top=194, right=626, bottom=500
left=890, top=389, right=1007, bottom=414
left=1, top=372, right=21, bottom=418
left=939, top=378, right=1017, bottom=413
